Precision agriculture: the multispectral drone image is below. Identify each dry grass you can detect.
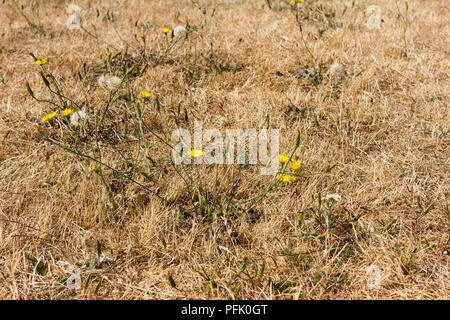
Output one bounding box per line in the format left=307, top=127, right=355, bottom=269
left=0, top=0, right=448, bottom=300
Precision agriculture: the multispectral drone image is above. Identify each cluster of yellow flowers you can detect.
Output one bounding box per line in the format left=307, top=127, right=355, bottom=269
left=276, top=174, right=297, bottom=183
left=33, top=58, right=73, bottom=124
left=41, top=108, right=74, bottom=123
left=276, top=154, right=301, bottom=183
left=278, top=154, right=301, bottom=170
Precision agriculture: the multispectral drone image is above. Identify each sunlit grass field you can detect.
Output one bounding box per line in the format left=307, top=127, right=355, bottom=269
left=0, top=0, right=448, bottom=299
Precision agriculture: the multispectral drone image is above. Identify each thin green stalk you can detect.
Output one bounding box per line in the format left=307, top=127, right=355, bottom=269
left=38, top=131, right=172, bottom=206
left=235, top=133, right=301, bottom=212
left=12, top=0, right=45, bottom=35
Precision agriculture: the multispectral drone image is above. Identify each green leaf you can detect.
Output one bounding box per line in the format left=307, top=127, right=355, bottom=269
left=94, top=278, right=102, bottom=295
left=236, top=261, right=246, bottom=275
left=272, top=279, right=297, bottom=292
left=154, top=98, right=161, bottom=114
left=423, top=203, right=434, bottom=216
left=168, top=274, right=177, bottom=289
left=84, top=273, right=92, bottom=290
left=383, top=219, right=395, bottom=232
left=24, top=252, right=48, bottom=276
left=89, top=257, right=98, bottom=271
left=55, top=275, right=70, bottom=286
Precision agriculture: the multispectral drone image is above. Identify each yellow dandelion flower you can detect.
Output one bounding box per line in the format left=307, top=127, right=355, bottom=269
left=290, top=160, right=301, bottom=170
left=61, top=108, right=74, bottom=116
left=278, top=155, right=290, bottom=163
left=162, top=28, right=169, bottom=34
left=92, top=164, right=99, bottom=172
left=140, top=34, right=145, bottom=38
left=190, top=149, right=204, bottom=157
left=41, top=111, right=57, bottom=123
left=276, top=174, right=297, bottom=183
left=140, top=91, right=152, bottom=99
left=35, top=58, right=47, bottom=65
left=297, top=214, right=302, bottom=222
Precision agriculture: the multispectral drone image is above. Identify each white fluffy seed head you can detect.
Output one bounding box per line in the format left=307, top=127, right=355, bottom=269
left=98, top=75, right=121, bottom=90
left=70, top=108, right=88, bottom=127
left=97, top=75, right=105, bottom=87
left=105, top=76, right=121, bottom=90
left=328, top=63, right=344, bottom=77
left=322, top=194, right=342, bottom=202
left=174, top=25, right=186, bottom=37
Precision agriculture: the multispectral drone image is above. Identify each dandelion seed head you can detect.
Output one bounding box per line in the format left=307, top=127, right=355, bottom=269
left=70, top=109, right=87, bottom=127
left=322, top=194, right=342, bottom=202
left=105, top=76, right=121, bottom=90
left=97, top=75, right=105, bottom=87
left=174, top=25, right=186, bottom=37
left=98, top=75, right=121, bottom=90
left=328, top=63, right=344, bottom=77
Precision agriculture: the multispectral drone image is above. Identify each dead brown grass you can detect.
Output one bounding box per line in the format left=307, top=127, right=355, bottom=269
left=0, top=0, right=448, bottom=299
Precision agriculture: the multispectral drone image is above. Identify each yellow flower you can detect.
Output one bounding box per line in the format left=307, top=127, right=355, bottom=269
left=276, top=174, right=297, bottom=183
left=190, top=149, right=204, bottom=157
left=61, top=108, right=74, bottom=116
left=140, top=91, right=152, bottom=99
left=162, top=28, right=169, bottom=34
left=92, top=164, right=99, bottom=172
left=278, top=155, right=290, bottom=163
left=140, top=34, right=145, bottom=38
left=35, top=58, right=47, bottom=65
left=41, top=111, right=57, bottom=123
left=290, top=160, right=301, bottom=170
